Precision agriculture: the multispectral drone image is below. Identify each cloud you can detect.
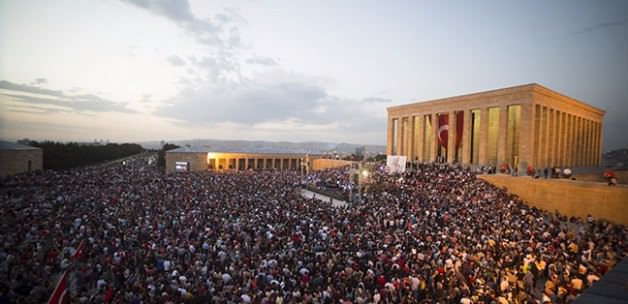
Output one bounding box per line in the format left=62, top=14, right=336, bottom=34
left=0, top=80, right=63, bottom=97
left=30, top=78, right=48, bottom=86
left=167, top=55, right=186, bottom=66
left=246, top=56, right=278, bottom=66
left=155, top=75, right=385, bottom=139
left=0, top=80, right=134, bottom=114
left=362, top=97, right=392, bottom=103
left=188, top=52, right=242, bottom=83
left=121, top=0, right=242, bottom=48
left=574, top=19, right=627, bottom=34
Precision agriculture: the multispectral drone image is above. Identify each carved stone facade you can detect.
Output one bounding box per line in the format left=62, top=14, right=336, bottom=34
left=387, top=83, right=605, bottom=170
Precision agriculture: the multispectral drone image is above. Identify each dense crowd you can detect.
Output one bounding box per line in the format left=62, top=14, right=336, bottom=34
left=0, top=154, right=626, bottom=303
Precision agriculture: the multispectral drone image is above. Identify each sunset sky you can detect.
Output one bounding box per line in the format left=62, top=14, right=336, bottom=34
left=1, top=0, right=627, bottom=150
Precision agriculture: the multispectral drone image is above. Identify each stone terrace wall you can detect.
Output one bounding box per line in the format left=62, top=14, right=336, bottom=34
left=479, top=175, right=628, bottom=225
left=311, top=159, right=355, bottom=171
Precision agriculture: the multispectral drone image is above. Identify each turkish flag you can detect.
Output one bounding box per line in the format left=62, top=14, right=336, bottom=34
left=104, top=287, right=114, bottom=303
left=71, top=240, right=84, bottom=261
left=438, top=114, right=449, bottom=148
left=47, top=271, right=68, bottom=304
left=438, top=112, right=464, bottom=148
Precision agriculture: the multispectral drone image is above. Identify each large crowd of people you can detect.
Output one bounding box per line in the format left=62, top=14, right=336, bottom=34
left=0, top=154, right=625, bottom=303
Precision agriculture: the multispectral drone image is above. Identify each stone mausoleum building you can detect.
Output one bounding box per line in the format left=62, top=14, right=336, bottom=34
left=387, top=83, right=605, bottom=170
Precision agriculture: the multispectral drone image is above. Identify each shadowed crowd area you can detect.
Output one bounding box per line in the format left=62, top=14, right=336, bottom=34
left=0, top=153, right=626, bottom=303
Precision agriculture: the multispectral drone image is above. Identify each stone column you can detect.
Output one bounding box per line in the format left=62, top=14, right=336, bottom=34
left=567, top=113, right=572, bottom=167
left=497, top=105, right=508, bottom=166
left=546, top=109, right=554, bottom=167
left=580, top=118, right=585, bottom=166
left=386, top=117, right=393, bottom=155
left=570, top=115, right=577, bottom=167
left=576, top=117, right=584, bottom=167
left=581, top=120, right=587, bottom=167
left=596, top=122, right=601, bottom=166
left=407, top=116, right=415, bottom=160
left=541, top=107, right=549, bottom=168
left=430, top=113, right=438, bottom=162
left=556, top=110, right=561, bottom=166
left=579, top=117, right=585, bottom=167
left=447, top=110, right=457, bottom=163
left=597, top=122, right=603, bottom=165
left=575, top=117, right=581, bottom=167
left=588, top=120, right=594, bottom=166
left=565, top=116, right=571, bottom=167
left=478, top=108, right=489, bottom=165
left=396, top=117, right=403, bottom=156
left=532, top=104, right=540, bottom=168
left=589, top=122, right=594, bottom=166
left=552, top=109, right=559, bottom=167
left=519, top=103, right=533, bottom=171
left=416, top=114, right=425, bottom=162
left=559, top=112, right=566, bottom=167
left=580, top=118, right=585, bottom=167
left=461, top=109, right=472, bottom=166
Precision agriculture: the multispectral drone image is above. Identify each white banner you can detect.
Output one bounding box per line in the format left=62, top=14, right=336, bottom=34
left=386, top=155, right=407, bottom=174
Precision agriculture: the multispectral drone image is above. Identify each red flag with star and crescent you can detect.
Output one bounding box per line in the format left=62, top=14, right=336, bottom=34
left=437, top=112, right=464, bottom=148
left=47, top=271, right=68, bottom=304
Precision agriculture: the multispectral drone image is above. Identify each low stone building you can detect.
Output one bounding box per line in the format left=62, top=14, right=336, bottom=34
left=0, top=140, right=43, bottom=177
left=165, top=146, right=330, bottom=173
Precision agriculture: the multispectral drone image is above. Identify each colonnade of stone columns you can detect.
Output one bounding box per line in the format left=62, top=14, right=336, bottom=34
left=532, top=104, right=602, bottom=169
left=386, top=85, right=605, bottom=170
left=387, top=104, right=530, bottom=170
left=208, top=157, right=303, bottom=171
left=387, top=105, right=520, bottom=168
left=388, top=102, right=602, bottom=169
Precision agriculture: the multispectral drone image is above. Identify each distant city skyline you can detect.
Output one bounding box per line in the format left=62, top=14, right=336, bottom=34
left=1, top=0, right=627, bottom=150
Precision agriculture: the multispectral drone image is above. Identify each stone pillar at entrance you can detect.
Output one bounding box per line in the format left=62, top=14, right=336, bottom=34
left=478, top=107, right=489, bottom=165
left=461, top=109, right=471, bottom=166
left=447, top=111, right=456, bottom=164
left=497, top=105, right=508, bottom=167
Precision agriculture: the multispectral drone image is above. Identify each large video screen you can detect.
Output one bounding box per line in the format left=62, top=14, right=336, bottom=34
left=175, top=161, right=189, bottom=172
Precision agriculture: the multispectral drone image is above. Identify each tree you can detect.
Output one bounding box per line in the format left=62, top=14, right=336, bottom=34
left=29, top=141, right=144, bottom=170
left=156, top=143, right=180, bottom=169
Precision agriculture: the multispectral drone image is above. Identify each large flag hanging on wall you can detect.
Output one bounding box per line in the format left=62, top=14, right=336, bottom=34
left=437, top=112, right=464, bottom=148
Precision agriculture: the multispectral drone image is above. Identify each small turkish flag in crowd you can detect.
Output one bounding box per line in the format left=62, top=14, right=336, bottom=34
left=71, top=240, right=84, bottom=261
left=47, top=271, right=68, bottom=304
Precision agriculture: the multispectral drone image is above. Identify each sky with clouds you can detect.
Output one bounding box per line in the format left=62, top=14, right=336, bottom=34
left=0, top=0, right=626, bottom=150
